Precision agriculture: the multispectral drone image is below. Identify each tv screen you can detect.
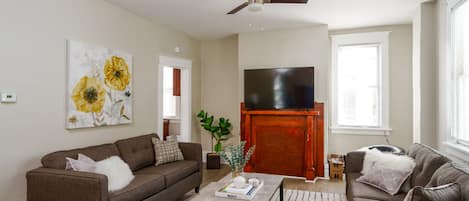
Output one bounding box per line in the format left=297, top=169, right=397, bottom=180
left=244, top=67, right=314, bottom=110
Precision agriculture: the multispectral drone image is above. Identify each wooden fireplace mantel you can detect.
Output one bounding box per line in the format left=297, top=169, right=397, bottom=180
left=240, top=102, right=324, bottom=180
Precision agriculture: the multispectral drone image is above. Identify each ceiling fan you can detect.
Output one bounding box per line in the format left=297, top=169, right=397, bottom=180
left=227, top=0, right=309, bottom=15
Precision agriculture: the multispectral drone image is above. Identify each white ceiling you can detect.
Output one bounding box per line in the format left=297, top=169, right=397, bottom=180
left=107, top=0, right=425, bottom=40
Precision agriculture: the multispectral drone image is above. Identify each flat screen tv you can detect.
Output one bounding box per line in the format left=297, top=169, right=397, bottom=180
left=244, top=67, right=314, bottom=110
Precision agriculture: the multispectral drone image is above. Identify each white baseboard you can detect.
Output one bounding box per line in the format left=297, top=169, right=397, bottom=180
left=323, top=162, right=330, bottom=180
left=202, top=150, right=210, bottom=163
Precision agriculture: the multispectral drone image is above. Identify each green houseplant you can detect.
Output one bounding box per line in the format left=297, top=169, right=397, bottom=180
left=219, top=141, right=256, bottom=178
left=196, top=110, right=232, bottom=152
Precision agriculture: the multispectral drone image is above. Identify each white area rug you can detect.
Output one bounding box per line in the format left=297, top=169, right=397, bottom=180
left=271, top=189, right=347, bottom=201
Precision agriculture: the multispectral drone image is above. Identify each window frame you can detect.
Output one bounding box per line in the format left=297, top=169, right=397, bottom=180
left=330, top=32, right=391, bottom=135
left=447, top=0, right=469, bottom=148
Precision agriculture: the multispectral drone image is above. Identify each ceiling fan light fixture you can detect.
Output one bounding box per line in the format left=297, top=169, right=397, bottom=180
left=248, top=2, right=264, bottom=12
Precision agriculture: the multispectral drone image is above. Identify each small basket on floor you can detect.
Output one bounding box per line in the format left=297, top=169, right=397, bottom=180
left=328, top=154, right=344, bottom=180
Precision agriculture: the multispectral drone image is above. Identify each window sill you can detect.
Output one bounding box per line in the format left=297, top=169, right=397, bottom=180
left=443, top=142, right=469, bottom=162
left=163, top=117, right=180, bottom=121
left=330, top=126, right=392, bottom=136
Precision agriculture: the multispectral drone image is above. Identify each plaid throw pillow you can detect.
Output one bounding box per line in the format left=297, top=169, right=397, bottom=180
left=152, top=136, right=184, bottom=166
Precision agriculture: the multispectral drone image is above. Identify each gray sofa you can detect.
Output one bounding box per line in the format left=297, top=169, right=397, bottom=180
left=345, top=143, right=469, bottom=201
left=26, top=134, right=202, bottom=201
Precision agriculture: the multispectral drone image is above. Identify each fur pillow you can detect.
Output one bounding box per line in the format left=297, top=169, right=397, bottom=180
left=403, top=183, right=461, bottom=201
left=94, top=156, right=135, bottom=192
left=66, top=154, right=134, bottom=192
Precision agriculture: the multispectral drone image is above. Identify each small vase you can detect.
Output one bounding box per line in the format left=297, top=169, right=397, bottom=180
left=231, top=168, right=243, bottom=178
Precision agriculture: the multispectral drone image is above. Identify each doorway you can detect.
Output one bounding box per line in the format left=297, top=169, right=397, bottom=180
left=158, top=56, right=192, bottom=142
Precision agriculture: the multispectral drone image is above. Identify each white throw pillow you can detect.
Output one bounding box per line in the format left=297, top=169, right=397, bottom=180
left=66, top=154, right=134, bottom=192
left=94, top=156, right=135, bottom=192
left=357, top=163, right=414, bottom=195
left=361, top=149, right=415, bottom=175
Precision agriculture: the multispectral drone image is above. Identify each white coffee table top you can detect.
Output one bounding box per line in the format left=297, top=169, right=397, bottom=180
left=190, top=173, right=284, bottom=201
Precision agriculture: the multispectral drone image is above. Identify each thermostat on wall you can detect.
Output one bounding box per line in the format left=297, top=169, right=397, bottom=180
left=1, top=92, right=17, bottom=103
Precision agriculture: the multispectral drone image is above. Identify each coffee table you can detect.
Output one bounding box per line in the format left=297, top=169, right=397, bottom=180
left=190, top=173, right=284, bottom=201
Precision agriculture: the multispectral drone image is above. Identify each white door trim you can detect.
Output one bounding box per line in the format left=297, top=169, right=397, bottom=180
left=158, top=55, right=192, bottom=142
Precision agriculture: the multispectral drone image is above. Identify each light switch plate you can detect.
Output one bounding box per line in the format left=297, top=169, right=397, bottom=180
left=1, top=92, right=17, bottom=103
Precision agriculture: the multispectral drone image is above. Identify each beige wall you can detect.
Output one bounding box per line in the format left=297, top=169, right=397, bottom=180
left=0, top=0, right=201, bottom=200
left=200, top=36, right=240, bottom=151
left=329, top=25, right=414, bottom=154
left=238, top=26, right=330, bottom=102
left=412, top=2, right=438, bottom=147
left=436, top=0, right=449, bottom=150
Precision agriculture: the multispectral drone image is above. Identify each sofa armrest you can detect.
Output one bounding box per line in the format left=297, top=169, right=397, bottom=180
left=26, top=167, right=108, bottom=201
left=345, top=151, right=366, bottom=174
left=179, top=142, right=202, bottom=165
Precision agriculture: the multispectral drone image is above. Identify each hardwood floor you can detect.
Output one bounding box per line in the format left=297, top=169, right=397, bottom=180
left=201, top=163, right=231, bottom=187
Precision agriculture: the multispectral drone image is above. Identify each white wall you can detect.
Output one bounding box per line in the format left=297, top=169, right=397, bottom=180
left=412, top=2, right=438, bottom=147
left=329, top=25, right=414, bottom=154
left=0, top=1, right=201, bottom=200
left=200, top=36, right=240, bottom=152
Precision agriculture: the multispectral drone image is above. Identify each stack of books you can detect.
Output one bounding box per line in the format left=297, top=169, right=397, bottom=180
left=215, top=181, right=264, bottom=200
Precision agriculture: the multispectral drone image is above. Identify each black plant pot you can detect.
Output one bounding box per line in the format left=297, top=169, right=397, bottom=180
left=206, top=153, right=221, bottom=169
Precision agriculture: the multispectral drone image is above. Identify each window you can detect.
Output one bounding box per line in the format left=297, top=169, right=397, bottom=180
left=450, top=0, right=469, bottom=146
left=331, top=32, right=390, bottom=135
left=163, top=66, right=180, bottom=118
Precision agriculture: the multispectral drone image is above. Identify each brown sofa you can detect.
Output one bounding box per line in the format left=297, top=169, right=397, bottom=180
left=345, top=143, right=469, bottom=201
left=26, top=134, right=202, bottom=201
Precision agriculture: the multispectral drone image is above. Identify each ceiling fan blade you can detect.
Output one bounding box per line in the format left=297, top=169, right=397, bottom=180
left=227, top=2, right=249, bottom=14
left=266, top=0, right=308, bottom=3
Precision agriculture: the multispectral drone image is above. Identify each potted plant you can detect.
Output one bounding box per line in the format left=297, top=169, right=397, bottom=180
left=197, top=110, right=232, bottom=169
left=219, top=141, right=255, bottom=178
left=197, top=110, right=232, bottom=152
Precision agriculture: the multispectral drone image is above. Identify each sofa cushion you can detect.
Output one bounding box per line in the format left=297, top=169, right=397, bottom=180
left=403, top=183, right=461, bottom=201
left=135, top=160, right=199, bottom=187
left=115, top=134, right=158, bottom=171
left=42, top=144, right=120, bottom=169
left=109, top=174, right=165, bottom=201
left=407, top=144, right=450, bottom=187
left=426, top=162, right=469, bottom=201
left=348, top=173, right=406, bottom=201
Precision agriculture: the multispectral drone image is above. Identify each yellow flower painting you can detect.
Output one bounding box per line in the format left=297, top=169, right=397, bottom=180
left=66, top=40, right=133, bottom=129
left=71, top=76, right=106, bottom=113
left=104, top=56, right=131, bottom=91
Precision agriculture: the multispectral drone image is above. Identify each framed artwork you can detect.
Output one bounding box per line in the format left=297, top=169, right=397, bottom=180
left=66, top=40, right=132, bottom=129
